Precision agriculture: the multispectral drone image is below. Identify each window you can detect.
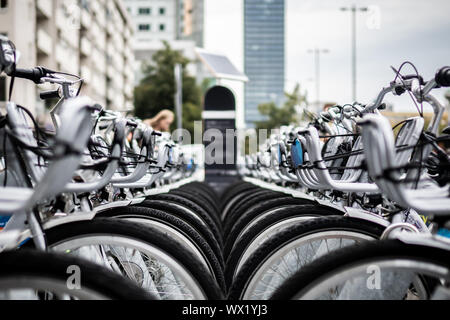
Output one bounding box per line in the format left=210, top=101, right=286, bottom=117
left=159, top=7, right=165, bottom=15
left=80, top=0, right=89, bottom=11
left=0, top=0, right=8, bottom=9
left=138, top=7, right=151, bottom=15
left=0, top=77, right=6, bottom=102
left=159, top=24, right=165, bottom=31
left=138, top=24, right=151, bottom=31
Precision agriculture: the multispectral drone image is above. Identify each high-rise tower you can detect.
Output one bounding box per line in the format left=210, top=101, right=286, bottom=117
left=244, top=0, right=285, bottom=126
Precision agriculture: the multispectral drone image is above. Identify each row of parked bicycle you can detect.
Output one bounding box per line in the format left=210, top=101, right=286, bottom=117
left=230, top=62, right=450, bottom=299
left=1, top=33, right=450, bottom=300
left=0, top=35, right=229, bottom=300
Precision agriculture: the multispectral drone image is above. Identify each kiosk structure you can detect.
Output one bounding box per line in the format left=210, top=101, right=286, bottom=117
left=197, top=49, right=248, bottom=193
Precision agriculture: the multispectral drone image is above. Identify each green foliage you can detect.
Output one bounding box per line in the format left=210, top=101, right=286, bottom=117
left=133, top=41, right=202, bottom=134
left=181, top=102, right=202, bottom=135
left=200, top=78, right=216, bottom=95
left=254, top=84, right=307, bottom=131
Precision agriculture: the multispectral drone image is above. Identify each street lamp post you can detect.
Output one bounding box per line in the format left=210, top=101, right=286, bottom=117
left=340, top=4, right=368, bottom=102
left=307, top=48, right=329, bottom=111
left=174, top=63, right=183, bottom=131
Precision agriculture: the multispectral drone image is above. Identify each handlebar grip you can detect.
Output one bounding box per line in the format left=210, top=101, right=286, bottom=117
left=402, top=74, right=424, bottom=85
left=435, top=66, right=450, bottom=87
left=319, top=112, right=332, bottom=122
left=40, top=89, right=60, bottom=100
left=9, top=67, right=46, bottom=84
left=126, top=119, right=138, bottom=128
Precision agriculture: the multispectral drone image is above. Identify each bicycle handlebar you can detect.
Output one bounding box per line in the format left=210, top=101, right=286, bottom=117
left=8, top=66, right=54, bottom=84
left=361, top=66, right=450, bottom=114
left=361, top=87, right=395, bottom=114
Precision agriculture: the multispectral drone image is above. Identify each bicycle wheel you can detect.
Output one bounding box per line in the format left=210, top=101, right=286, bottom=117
left=96, top=206, right=226, bottom=291
left=224, top=203, right=341, bottom=258
left=136, top=199, right=223, bottom=257
left=40, top=218, right=224, bottom=300
left=169, top=189, right=222, bottom=229
left=173, top=188, right=220, bottom=215
left=221, top=187, right=263, bottom=222
left=227, top=216, right=384, bottom=300
left=223, top=196, right=316, bottom=243
left=224, top=205, right=339, bottom=286
left=146, top=193, right=223, bottom=246
left=220, top=181, right=251, bottom=202
left=220, top=183, right=260, bottom=214
left=222, top=189, right=284, bottom=224
left=0, top=250, right=154, bottom=300
left=271, top=239, right=450, bottom=300
left=183, top=182, right=220, bottom=204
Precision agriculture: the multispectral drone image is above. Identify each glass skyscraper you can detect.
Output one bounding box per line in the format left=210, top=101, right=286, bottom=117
left=244, top=0, right=285, bottom=126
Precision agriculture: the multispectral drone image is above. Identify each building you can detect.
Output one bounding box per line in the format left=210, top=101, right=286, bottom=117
left=0, top=0, right=135, bottom=115
left=124, top=0, right=181, bottom=54
left=123, top=0, right=204, bottom=83
left=244, top=0, right=285, bottom=126
left=0, top=0, right=38, bottom=113
left=182, top=0, right=204, bottom=47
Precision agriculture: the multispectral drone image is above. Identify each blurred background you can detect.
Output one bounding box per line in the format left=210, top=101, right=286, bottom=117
left=0, top=0, right=449, bottom=132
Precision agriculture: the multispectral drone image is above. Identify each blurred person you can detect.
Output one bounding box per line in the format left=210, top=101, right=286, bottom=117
left=322, top=103, right=336, bottom=112
left=144, top=109, right=174, bottom=132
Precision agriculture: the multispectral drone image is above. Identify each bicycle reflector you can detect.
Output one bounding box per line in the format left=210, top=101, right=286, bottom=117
left=187, top=158, right=194, bottom=171
left=291, top=139, right=304, bottom=167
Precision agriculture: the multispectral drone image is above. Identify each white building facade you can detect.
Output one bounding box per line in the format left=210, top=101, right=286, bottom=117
left=123, top=0, right=204, bottom=83
left=0, top=0, right=135, bottom=114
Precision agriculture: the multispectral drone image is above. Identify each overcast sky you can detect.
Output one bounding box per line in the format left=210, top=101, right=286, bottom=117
left=204, top=0, right=450, bottom=113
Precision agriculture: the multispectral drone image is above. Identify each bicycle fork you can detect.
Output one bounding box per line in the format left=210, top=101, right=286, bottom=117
left=0, top=210, right=46, bottom=251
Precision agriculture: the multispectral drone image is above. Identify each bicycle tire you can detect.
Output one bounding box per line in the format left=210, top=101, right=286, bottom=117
left=146, top=193, right=223, bottom=246
left=174, top=187, right=220, bottom=215
left=228, top=216, right=385, bottom=299
left=224, top=196, right=315, bottom=238
left=223, top=189, right=284, bottom=223
left=40, top=218, right=224, bottom=300
left=220, top=181, right=251, bottom=200
left=271, top=239, right=450, bottom=300
left=223, top=191, right=288, bottom=230
left=170, top=189, right=222, bottom=228
left=220, top=183, right=260, bottom=212
left=96, top=206, right=226, bottom=291
left=0, top=250, right=155, bottom=300
left=182, top=182, right=220, bottom=204
left=224, top=205, right=340, bottom=285
left=133, top=200, right=223, bottom=266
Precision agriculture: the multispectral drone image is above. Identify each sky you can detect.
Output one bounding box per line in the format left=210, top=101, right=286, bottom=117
left=204, top=0, right=450, bottom=114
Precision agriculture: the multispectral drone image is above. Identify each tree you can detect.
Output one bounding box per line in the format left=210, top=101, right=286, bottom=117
left=133, top=41, right=202, bottom=135
left=182, top=101, right=202, bottom=136
left=254, top=84, right=308, bottom=132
